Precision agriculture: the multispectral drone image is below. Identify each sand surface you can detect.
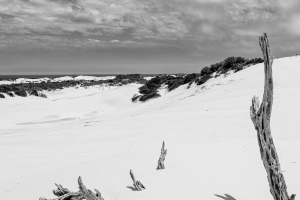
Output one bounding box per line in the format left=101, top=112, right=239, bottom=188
left=1, top=57, right=300, bottom=200
left=0, top=75, right=115, bottom=85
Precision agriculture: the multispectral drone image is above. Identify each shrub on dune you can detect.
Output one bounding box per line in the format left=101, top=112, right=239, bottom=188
left=139, top=91, right=161, bottom=102
left=209, top=62, right=223, bottom=73
left=200, top=66, right=212, bottom=76
left=167, top=79, right=183, bottom=91
left=235, top=57, right=264, bottom=72
left=39, top=92, right=47, bottom=98
left=7, top=92, right=14, bottom=97
left=0, top=93, right=5, bottom=98
left=183, top=73, right=198, bottom=84
left=196, top=74, right=211, bottom=85
left=221, top=56, right=246, bottom=73
left=15, top=90, right=27, bottom=97
left=28, top=89, right=47, bottom=98
left=29, top=89, right=39, bottom=97
left=0, top=85, right=13, bottom=93
left=134, top=56, right=263, bottom=103
left=144, top=77, right=162, bottom=90
left=139, top=85, right=152, bottom=95
left=136, top=74, right=202, bottom=101
left=131, top=94, right=141, bottom=102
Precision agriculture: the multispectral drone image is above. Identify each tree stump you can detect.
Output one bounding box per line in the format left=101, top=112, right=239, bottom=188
left=39, top=177, right=104, bottom=200
left=156, top=141, right=167, bottom=170
left=250, top=33, right=296, bottom=200
left=129, top=170, right=145, bottom=191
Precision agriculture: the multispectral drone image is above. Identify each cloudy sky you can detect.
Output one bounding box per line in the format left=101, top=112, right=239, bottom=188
left=0, top=0, right=300, bottom=75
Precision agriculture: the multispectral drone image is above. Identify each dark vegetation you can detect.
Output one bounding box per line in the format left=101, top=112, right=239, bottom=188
left=0, top=74, right=146, bottom=99
left=132, top=57, right=263, bottom=102
left=131, top=94, right=141, bottom=102
left=139, top=91, right=161, bottom=102
left=0, top=57, right=263, bottom=101
left=7, top=92, right=14, bottom=97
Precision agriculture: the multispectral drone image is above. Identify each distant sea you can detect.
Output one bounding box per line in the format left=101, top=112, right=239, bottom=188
left=0, top=74, right=159, bottom=80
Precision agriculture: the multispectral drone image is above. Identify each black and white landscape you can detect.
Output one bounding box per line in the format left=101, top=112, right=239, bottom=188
left=0, top=1, right=299, bottom=200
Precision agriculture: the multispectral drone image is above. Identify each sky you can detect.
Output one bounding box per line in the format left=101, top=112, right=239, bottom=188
left=0, top=0, right=300, bottom=75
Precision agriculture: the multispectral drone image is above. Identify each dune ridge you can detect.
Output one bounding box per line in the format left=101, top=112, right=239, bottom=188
left=0, top=56, right=300, bottom=200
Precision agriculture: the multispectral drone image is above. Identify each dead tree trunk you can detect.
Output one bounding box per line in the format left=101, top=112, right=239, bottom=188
left=156, top=141, right=167, bottom=170
left=39, top=177, right=104, bottom=200
left=129, top=169, right=145, bottom=191
left=250, top=33, right=296, bottom=200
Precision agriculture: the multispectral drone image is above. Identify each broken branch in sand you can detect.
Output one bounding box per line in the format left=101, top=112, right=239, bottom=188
left=250, top=33, right=296, bottom=200
left=39, top=176, right=104, bottom=200
left=156, top=141, right=167, bottom=170
left=129, top=169, right=145, bottom=191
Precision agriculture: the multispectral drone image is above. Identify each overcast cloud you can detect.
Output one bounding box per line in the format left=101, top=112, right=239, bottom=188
left=0, top=0, right=300, bottom=74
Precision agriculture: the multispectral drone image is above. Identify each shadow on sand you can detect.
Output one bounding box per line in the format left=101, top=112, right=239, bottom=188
left=126, top=186, right=137, bottom=191
left=215, top=194, right=237, bottom=200
left=17, top=117, right=78, bottom=125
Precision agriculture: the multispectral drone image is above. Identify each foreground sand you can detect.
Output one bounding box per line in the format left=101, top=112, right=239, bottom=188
left=1, top=57, right=300, bottom=200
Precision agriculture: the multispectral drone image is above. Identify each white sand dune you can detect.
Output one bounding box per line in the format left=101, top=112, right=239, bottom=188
left=1, top=57, right=300, bottom=200
left=0, top=75, right=115, bottom=85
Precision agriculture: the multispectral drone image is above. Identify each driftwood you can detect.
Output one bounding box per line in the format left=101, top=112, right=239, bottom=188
left=156, top=141, right=167, bottom=170
left=250, top=33, right=296, bottom=200
left=39, top=177, right=104, bottom=200
left=129, top=170, right=145, bottom=191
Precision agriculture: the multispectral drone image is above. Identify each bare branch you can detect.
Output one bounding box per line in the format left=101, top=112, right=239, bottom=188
left=40, top=177, right=104, bottom=200
left=157, top=141, right=167, bottom=170
left=129, top=170, right=145, bottom=191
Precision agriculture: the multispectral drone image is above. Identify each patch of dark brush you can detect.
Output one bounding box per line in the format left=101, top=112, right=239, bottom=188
left=132, top=57, right=263, bottom=102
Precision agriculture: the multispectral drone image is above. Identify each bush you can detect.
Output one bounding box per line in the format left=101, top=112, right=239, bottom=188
left=235, top=65, right=244, bottom=72
left=29, top=89, right=39, bottom=97
left=39, top=92, right=47, bottom=98
left=7, top=92, right=14, bottom=97
left=15, top=90, right=27, bottom=97
left=115, top=74, right=143, bottom=80
left=133, top=57, right=263, bottom=103
left=168, top=79, right=183, bottom=91
left=136, top=73, right=201, bottom=101
left=145, top=77, right=161, bottom=89
left=0, top=93, right=5, bottom=98
left=0, top=85, right=12, bottom=93
left=139, top=85, right=152, bottom=95
left=131, top=94, right=141, bottom=102
left=210, top=63, right=222, bottom=73
left=183, top=73, right=198, bottom=84
left=196, top=74, right=211, bottom=85
left=223, top=57, right=235, bottom=70
left=139, top=92, right=161, bottom=102
left=245, top=58, right=264, bottom=65
left=200, top=67, right=212, bottom=76
left=138, top=76, right=164, bottom=95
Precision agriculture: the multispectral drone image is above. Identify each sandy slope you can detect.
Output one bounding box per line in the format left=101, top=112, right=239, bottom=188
left=0, top=57, right=300, bottom=200
left=0, top=75, right=115, bottom=85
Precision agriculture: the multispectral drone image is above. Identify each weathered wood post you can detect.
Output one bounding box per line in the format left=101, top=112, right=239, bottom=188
left=250, top=33, right=296, bottom=200
left=39, top=176, right=104, bottom=200
left=156, top=141, right=167, bottom=170
left=78, top=176, right=104, bottom=200
left=129, top=169, right=145, bottom=191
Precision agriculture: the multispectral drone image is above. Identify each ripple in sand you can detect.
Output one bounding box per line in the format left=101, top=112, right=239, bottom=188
left=17, top=117, right=78, bottom=125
